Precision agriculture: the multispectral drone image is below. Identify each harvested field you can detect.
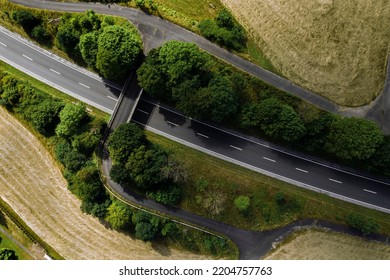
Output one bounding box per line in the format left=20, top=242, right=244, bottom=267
left=264, top=229, right=390, bottom=260
left=221, top=0, right=390, bottom=106
left=0, top=107, right=206, bottom=260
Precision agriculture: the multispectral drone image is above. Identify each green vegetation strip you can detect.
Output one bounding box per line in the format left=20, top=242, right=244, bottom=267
left=0, top=197, right=63, bottom=260
left=145, top=131, right=390, bottom=235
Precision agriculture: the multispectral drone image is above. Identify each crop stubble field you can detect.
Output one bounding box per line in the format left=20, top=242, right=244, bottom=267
left=221, top=0, right=390, bottom=107
left=0, top=107, right=206, bottom=260
left=265, top=229, right=390, bottom=260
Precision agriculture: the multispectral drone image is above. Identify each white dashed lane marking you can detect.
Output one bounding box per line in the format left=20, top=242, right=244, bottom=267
left=363, top=189, right=377, bottom=195
left=166, top=121, right=178, bottom=127
left=197, top=133, right=209, bottom=139
left=263, top=157, right=276, bottom=163
left=329, top=178, right=342, bottom=184
left=22, top=54, right=33, bottom=61
left=295, top=168, right=308, bottom=173
left=79, top=82, right=90, bottom=89
left=230, top=145, right=242, bottom=151
left=106, top=95, right=118, bottom=101
left=50, top=68, right=61, bottom=75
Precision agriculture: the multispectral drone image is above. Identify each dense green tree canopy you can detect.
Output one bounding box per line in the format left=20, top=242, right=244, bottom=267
left=125, top=145, right=168, bottom=188
left=158, top=41, right=211, bottom=86
left=55, top=103, right=87, bottom=138
left=326, top=117, right=384, bottom=160
left=241, top=98, right=306, bottom=142
left=79, top=31, right=99, bottom=68
left=96, top=25, right=142, bottom=80
left=107, top=123, right=145, bottom=164
left=56, top=25, right=80, bottom=53
left=105, top=200, right=133, bottom=230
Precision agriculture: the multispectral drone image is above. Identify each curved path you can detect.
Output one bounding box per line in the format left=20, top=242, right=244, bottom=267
left=9, top=0, right=390, bottom=133
left=102, top=153, right=390, bottom=259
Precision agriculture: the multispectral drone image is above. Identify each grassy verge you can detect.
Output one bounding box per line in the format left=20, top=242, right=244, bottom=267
left=0, top=198, right=63, bottom=259
left=0, top=210, right=34, bottom=260
left=145, top=131, right=390, bottom=235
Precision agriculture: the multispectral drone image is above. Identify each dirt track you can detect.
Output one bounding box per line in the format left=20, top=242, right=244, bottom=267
left=0, top=107, right=206, bottom=259
left=221, top=0, right=390, bottom=106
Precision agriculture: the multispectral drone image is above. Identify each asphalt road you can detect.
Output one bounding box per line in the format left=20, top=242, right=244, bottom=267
left=0, top=25, right=121, bottom=113
left=131, top=98, right=390, bottom=214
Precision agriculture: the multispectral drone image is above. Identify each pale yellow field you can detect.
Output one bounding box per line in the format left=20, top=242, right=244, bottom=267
left=0, top=107, right=206, bottom=260
left=221, top=0, right=390, bottom=106
left=264, top=229, right=390, bottom=260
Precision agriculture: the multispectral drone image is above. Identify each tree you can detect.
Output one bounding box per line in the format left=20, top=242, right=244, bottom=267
left=105, top=200, right=133, bottom=230
left=136, top=49, right=170, bottom=99
left=234, top=195, right=250, bottom=212
left=26, top=98, right=63, bottom=135
left=132, top=211, right=160, bottom=241
left=96, top=25, right=142, bottom=80
left=31, top=25, right=51, bottom=43
left=11, top=10, right=39, bottom=32
left=201, top=75, right=238, bottom=122
left=125, top=145, right=168, bottom=188
left=216, top=9, right=235, bottom=29
left=72, top=131, right=99, bottom=156
left=109, top=164, right=132, bottom=185
left=56, top=25, right=80, bottom=53
left=79, top=31, right=99, bottom=68
left=241, top=98, right=306, bottom=142
left=55, top=103, right=87, bottom=138
left=147, top=184, right=181, bottom=205
left=0, top=248, right=18, bottom=260
left=107, top=123, right=145, bottom=164
left=326, top=117, right=384, bottom=160
left=158, top=41, right=211, bottom=86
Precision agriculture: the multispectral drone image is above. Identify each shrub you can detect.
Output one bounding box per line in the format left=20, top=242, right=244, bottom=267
left=346, top=213, right=380, bottom=236
left=234, top=195, right=250, bottom=212
left=11, top=10, right=39, bottom=32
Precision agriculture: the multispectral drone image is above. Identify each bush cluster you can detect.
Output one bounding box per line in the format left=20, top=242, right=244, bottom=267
left=199, top=9, right=247, bottom=51
left=107, top=123, right=185, bottom=205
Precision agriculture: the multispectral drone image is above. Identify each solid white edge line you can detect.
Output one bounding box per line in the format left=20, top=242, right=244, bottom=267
left=141, top=99, right=390, bottom=186
left=230, top=145, right=242, bottom=151
left=329, top=178, right=342, bottom=184
left=22, top=54, right=33, bottom=61
left=107, top=95, right=118, bottom=102
left=263, top=157, right=276, bottom=163
left=0, top=54, right=113, bottom=114
left=363, top=189, right=377, bottom=195
left=132, top=121, right=390, bottom=215
left=296, top=168, right=308, bottom=173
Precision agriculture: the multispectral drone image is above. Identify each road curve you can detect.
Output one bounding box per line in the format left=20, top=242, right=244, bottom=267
left=9, top=0, right=390, bottom=132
